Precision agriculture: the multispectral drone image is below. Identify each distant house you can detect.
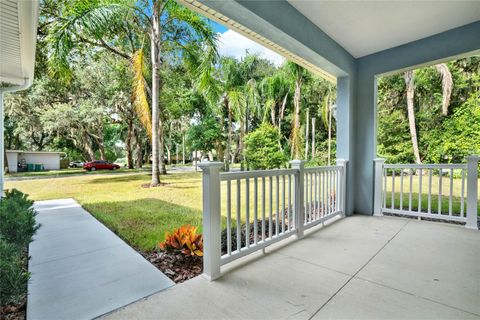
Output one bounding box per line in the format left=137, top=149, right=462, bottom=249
left=6, top=150, right=66, bottom=173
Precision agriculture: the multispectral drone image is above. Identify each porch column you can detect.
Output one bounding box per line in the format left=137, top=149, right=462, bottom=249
left=354, top=68, right=377, bottom=215
left=336, top=76, right=355, bottom=215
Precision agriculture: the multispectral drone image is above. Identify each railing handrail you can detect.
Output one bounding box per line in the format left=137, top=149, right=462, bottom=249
left=383, top=163, right=466, bottom=169
left=304, top=165, right=342, bottom=172
left=220, top=168, right=297, bottom=180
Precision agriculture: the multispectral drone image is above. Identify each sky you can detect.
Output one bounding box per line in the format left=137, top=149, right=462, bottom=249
left=211, top=21, right=285, bottom=67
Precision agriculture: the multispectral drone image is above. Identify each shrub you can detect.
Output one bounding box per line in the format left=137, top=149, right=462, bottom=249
left=159, top=225, right=203, bottom=257
left=0, top=238, right=30, bottom=306
left=245, top=124, right=287, bottom=170
left=0, top=189, right=40, bottom=249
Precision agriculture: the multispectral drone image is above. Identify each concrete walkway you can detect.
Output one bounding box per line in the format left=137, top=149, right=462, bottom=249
left=28, top=199, right=173, bottom=320
left=103, top=215, right=480, bottom=320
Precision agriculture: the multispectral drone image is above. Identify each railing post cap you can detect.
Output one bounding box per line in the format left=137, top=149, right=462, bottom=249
left=374, top=158, right=386, bottom=162
left=290, top=159, right=308, bottom=165
left=198, top=161, right=223, bottom=170
left=466, top=155, right=480, bottom=161
left=336, top=158, right=348, bottom=164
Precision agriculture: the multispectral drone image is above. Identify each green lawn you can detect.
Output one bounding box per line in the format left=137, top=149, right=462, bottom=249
left=5, top=171, right=292, bottom=252
left=384, top=174, right=480, bottom=215
left=6, top=172, right=203, bottom=251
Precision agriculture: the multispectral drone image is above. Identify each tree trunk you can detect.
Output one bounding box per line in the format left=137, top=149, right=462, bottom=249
left=404, top=70, right=422, bottom=164
left=435, top=63, right=453, bottom=116
left=150, top=4, right=161, bottom=186
left=328, top=102, right=332, bottom=165
left=291, top=77, right=302, bottom=159
left=159, top=121, right=166, bottom=174
left=126, top=119, right=134, bottom=169
left=182, top=132, right=186, bottom=165
left=311, top=117, right=316, bottom=160
left=305, top=108, right=309, bottom=160
left=225, top=95, right=231, bottom=171
left=82, top=132, right=95, bottom=161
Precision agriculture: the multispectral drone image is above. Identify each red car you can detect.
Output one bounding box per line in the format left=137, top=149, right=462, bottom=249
left=83, top=160, right=120, bottom=171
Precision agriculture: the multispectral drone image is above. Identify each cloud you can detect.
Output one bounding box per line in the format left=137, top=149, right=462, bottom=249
left=217, top=30, right=285, bottom=67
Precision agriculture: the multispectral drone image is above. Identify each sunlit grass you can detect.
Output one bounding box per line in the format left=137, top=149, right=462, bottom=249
left=384, top=174, right=480, bottom=215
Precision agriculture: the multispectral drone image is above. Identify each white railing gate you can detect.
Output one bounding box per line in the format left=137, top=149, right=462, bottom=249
left=373, top=156, right=479, bottom=229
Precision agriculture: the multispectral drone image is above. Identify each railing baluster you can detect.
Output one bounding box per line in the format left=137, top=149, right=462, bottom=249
left=400, top=169, right=404, bottom=210
left=288, top=174, right=292, bottom=231
left=305, top=173, right=309, bottom=223
left=282, top=175, right=286, bottom=234
left=408, top=169, right=413, bottom=211
left=449, top=168, right=453, bottom=216
left=313, top=172, right=318, bottom=220
left=315, top=172, right=319, bottom=219
left=391, top=169, right=395, bottom=210
left=309, top=173, right=315, bottom=222
left=262, top=177, right=266, bottom=241
left=383, top=168, right=387, bottom=208
left=461, top=169, right=465, bottom=217
left=236, top=179, right=241, bottom=252
left=438, top=168, right=442, bottom=215
left=327, top=170, right=330, bottom=215
left=246, top=178, right=250, bottom=248
left=269, top=176, right=273, bottom=239
left=418, top=169, right=422, bottom=213
left=254, top=177, right=258, bottom=245
left=428, top=169, right=432, bottom=214
left=227, top=180, right=232, bottom=255
left=322, top=171, right=326, bottom=217
left=276, top=175, right=280, bottom=236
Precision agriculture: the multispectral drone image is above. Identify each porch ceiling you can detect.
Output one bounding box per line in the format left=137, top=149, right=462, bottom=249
left=0, top=0, right=39, bottom=86
left=287, top=1, right=480, bottom=58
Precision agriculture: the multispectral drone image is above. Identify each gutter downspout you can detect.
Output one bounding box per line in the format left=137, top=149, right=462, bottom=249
left=0, top=78, right=32, bottom=197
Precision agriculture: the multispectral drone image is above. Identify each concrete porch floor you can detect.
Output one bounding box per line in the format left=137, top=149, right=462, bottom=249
left=103, top=215, right=480, bottom=320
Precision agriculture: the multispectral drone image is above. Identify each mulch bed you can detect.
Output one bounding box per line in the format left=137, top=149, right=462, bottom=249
left=0, top=302, right=26, bottom=320
left=145, top=251, right=202, bottom=283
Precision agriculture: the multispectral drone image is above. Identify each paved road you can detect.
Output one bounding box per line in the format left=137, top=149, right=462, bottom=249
left=6, top=166, right=198, bottom=181
left=28, top=199, right=174, bottom=320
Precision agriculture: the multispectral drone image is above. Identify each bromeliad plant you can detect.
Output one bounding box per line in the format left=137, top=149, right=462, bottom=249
left=159, top=225, right=203, bottom=257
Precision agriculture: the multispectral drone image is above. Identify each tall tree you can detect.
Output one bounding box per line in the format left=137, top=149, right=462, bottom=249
left=404, top=70, right=422, bottom=164
left=287, top=62, right=306, bottom=159
left=44, top=0, right=218, bottom=186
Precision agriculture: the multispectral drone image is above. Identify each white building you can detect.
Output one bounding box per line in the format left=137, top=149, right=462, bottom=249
left=6, top=150, right=65, bottom=173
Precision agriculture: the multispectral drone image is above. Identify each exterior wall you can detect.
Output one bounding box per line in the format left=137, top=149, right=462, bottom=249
left=6, top=152, right=18, bottom=173
left=6, top=152, right=61, bottom=172
left=19, top=153, right=61, bottom=170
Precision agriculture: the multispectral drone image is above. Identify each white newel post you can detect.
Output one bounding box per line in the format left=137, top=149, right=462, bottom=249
left=336, top=159, right=348, bottom=216
left=466, top=156, right=479, bottom=230
left=198, top=161, right=223, bottom=280
left=291, top=160, right=306, bottom=238
left=373, top=158, right=385, bottom=216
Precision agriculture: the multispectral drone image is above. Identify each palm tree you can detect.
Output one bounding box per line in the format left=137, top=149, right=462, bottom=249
left=45, top=0, right=217, bottom=186
left=404, top=63, right=452, bottom=164
left=286, top=62, right=306, bottom=159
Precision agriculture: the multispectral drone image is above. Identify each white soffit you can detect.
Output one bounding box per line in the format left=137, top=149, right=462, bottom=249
left=0, top=0, right=39, bottom=85
left=287, top=1, right=480, bottom=58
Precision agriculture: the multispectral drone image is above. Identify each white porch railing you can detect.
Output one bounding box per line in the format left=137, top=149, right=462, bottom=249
left=199, top=159, right=347, bottom=280
left=373, top=156, right=479, bottom=229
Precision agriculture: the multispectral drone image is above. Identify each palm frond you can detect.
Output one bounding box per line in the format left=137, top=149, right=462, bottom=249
left=131, top=48, right=152, bottom=137
left=46, top=1, right=132, bottom=79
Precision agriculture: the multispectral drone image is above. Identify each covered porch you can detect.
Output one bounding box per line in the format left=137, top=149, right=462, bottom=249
left=104, top=215, right=480, bottom=319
